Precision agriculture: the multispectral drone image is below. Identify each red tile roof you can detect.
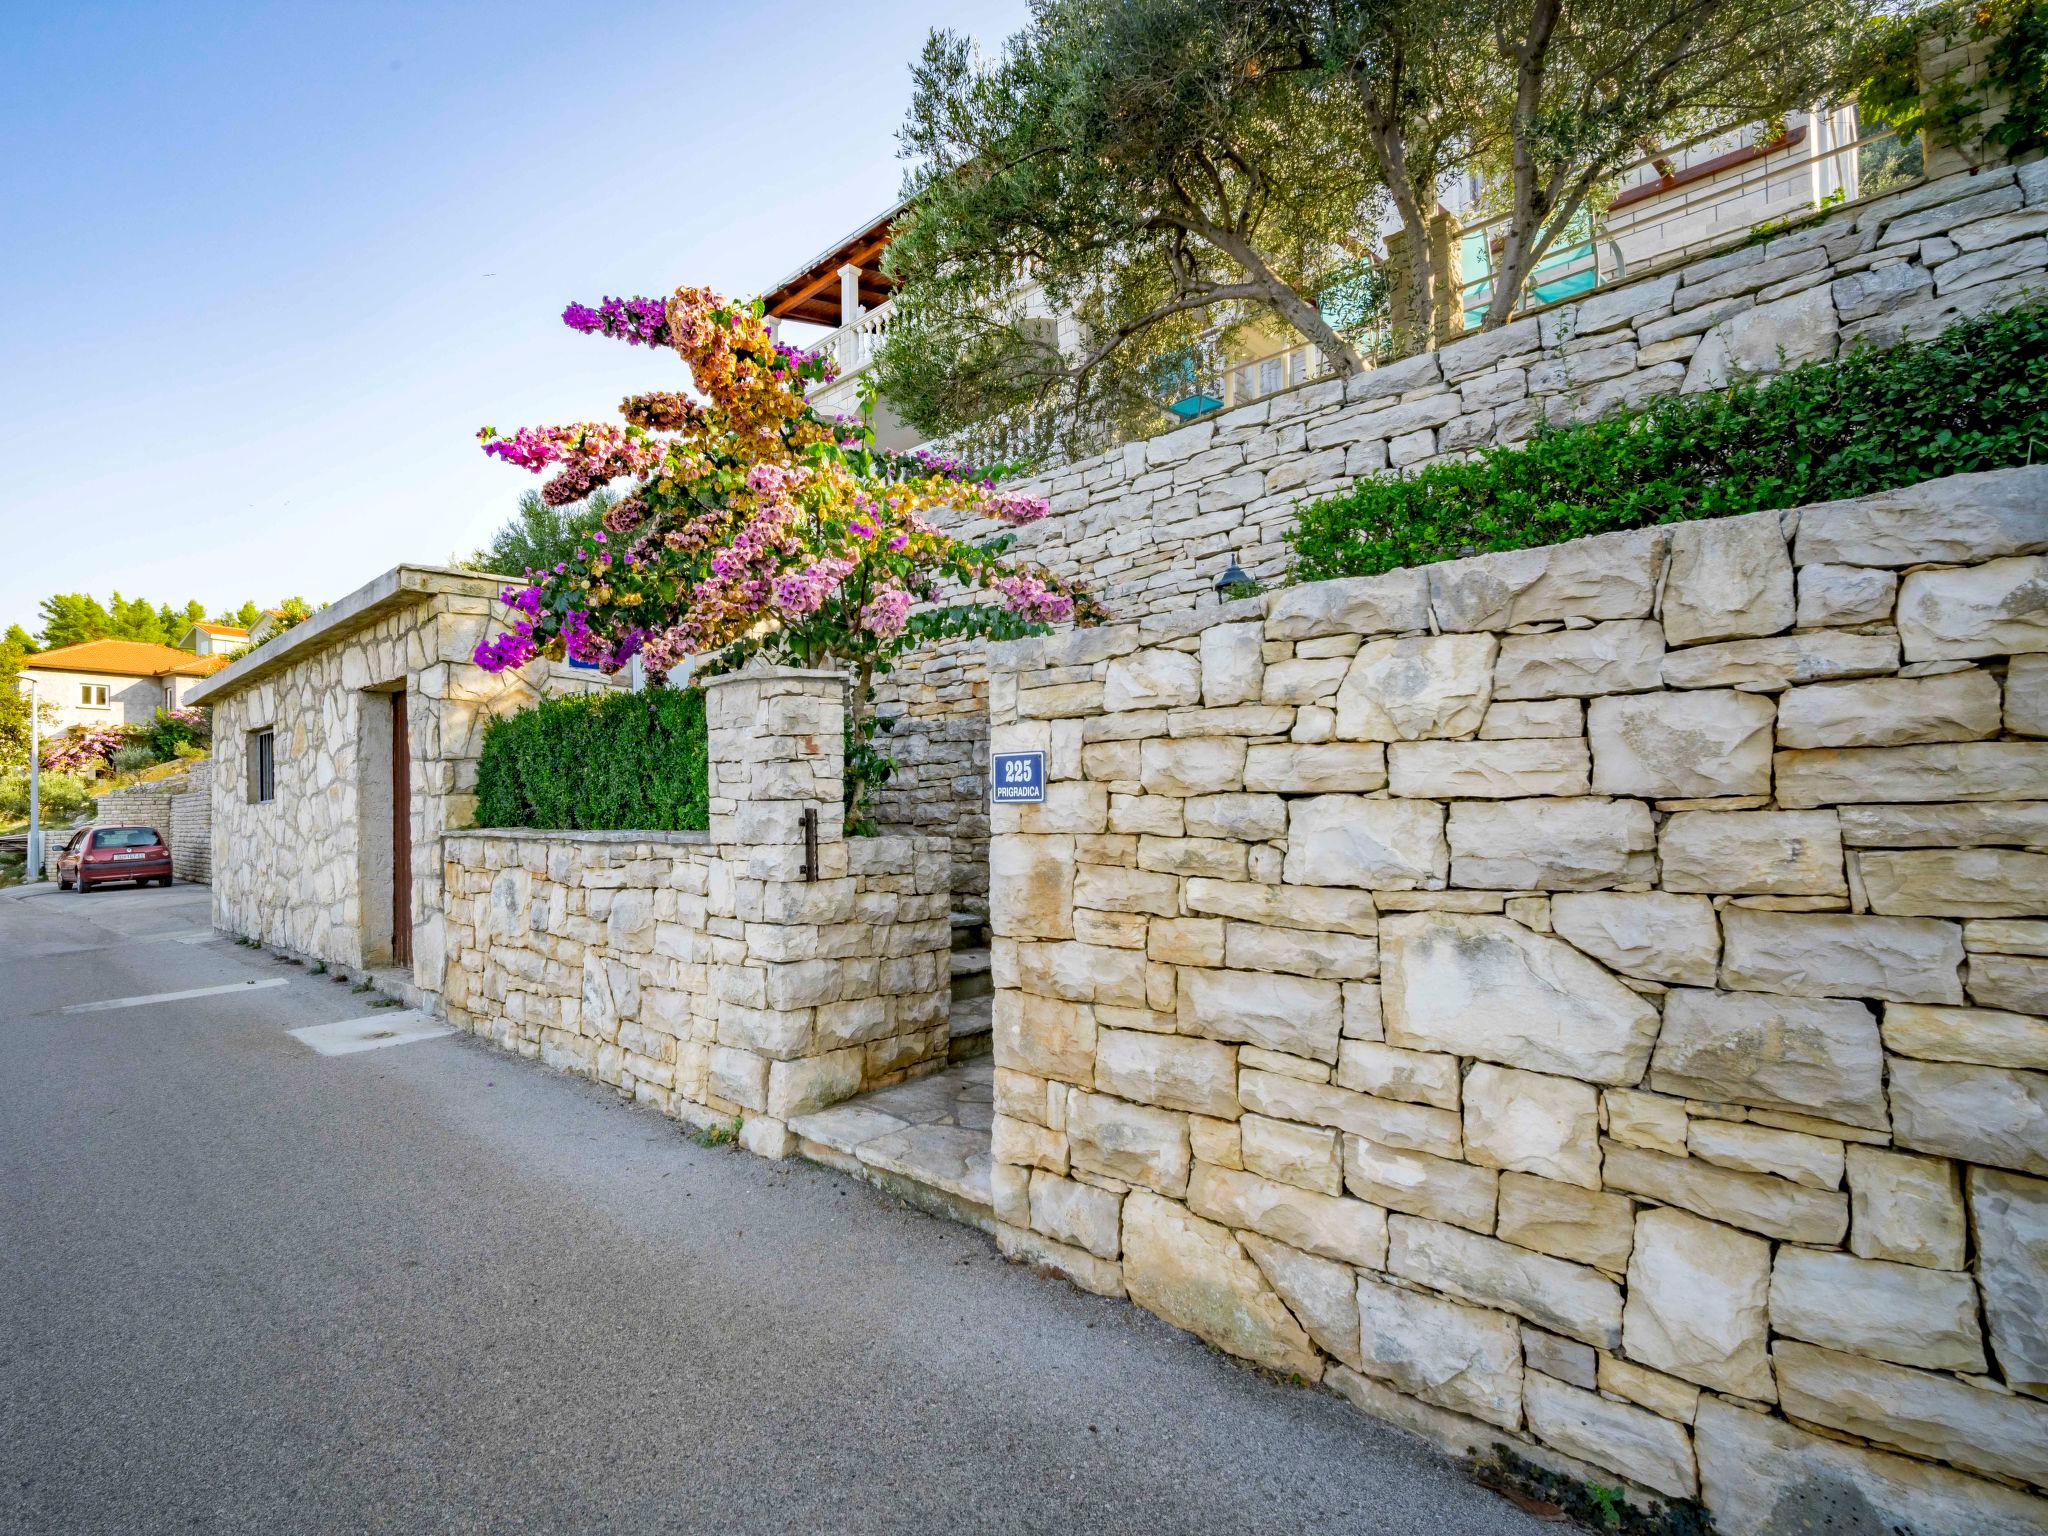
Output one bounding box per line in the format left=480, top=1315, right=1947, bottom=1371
left=22, top=639, right=230, bottom=678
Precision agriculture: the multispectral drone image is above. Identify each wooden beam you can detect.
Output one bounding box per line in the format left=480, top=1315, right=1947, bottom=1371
left=763, top=232, right=896, bottom=319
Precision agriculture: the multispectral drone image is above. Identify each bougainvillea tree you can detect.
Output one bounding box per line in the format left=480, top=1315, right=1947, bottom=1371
left=471, top=285, right=1099, bottom=822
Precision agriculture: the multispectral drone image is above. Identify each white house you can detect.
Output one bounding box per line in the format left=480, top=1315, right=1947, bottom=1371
left=18, top=639, right=227, bottom=735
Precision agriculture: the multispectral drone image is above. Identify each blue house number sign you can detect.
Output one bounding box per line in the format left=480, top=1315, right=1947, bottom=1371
left=991, top=751, right=1047, bottom=804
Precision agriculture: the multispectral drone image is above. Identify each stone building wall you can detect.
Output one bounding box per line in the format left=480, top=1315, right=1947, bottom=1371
left=981, top=465, right=2048, bottom=1532
left=169, top=760, right=212, bottom=883
left=442, top=668, right=953, bottom=1159
left=201, top=573, right=603, bottom=993
left=874, top=156, right=2048, bottom=908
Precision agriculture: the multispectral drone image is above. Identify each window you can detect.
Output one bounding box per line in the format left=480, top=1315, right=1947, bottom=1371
left=248, top=728, right=276, bottom=804
left=93, top=827, right=162, bottom=848
left=80, top=684, right=108, bottom=707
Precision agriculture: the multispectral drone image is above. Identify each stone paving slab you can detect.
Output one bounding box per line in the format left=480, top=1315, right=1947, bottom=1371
left=790, top=1056, right=996, bottom=1222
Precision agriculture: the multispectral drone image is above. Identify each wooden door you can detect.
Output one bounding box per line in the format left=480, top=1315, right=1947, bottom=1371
left=390, top=690, right=413, bottom=969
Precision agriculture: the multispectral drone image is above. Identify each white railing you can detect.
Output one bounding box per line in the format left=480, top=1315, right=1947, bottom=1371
left=808, top=298, right=895, bottom=385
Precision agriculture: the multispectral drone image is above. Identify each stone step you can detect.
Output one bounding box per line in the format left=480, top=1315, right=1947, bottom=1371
left=946, top=993, right=992, bottom=1063
left=949, top=910, right=989, bottom=952
left=949, top=947, right=992, bottom=1002
left=788, top=1056, right=996, bottom=1233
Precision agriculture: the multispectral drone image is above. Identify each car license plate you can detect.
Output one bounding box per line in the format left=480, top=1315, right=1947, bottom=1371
left=114, top=851, right=145, bottom=861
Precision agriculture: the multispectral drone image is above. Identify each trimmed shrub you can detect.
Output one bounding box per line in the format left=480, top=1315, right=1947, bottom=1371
left=1288, top=302, right=2048, bottom=583
left=472, top=686, right=708, bottom=832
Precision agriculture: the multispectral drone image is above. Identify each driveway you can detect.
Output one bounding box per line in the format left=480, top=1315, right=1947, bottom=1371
left=0, top=882, right=1544, bottom=1535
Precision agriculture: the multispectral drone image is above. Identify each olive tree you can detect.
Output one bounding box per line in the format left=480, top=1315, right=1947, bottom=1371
left=877, top=0, right=1382, bottom=455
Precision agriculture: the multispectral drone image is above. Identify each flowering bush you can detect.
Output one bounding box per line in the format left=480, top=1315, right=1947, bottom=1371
left=472, top=285, right=1100, bottom=821
left=41, top=707, right=209, bottom=776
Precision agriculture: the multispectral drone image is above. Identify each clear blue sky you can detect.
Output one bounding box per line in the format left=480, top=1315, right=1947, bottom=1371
left=0, top=0, right=1027, bottom=638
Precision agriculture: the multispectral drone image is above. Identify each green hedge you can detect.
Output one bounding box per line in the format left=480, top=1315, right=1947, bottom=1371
left=472, top=685, right=708, bottom=832
left=1288, top=302, right=2048, bottom=583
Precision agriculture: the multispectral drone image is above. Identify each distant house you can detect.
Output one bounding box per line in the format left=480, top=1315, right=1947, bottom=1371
left=245, top=610, right=292, bottom=647
left=18, top=639, right=229, bottom=734
left=176, top=621, right=251, bottom=657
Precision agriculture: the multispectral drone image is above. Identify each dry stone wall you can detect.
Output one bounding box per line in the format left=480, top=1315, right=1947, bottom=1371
left=169, top=760, right=212, bottom=883
left=983, top=465, right=2048, bottom=1532
left=877, top=157, right=2048, bottom=908
left=442, top=668, right=953, bottom=1158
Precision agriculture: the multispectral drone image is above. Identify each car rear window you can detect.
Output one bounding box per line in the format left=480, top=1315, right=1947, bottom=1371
left=92, top=828, right=163, bottom=848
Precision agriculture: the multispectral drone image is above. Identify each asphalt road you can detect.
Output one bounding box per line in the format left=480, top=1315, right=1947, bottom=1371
left=0, top=881, right=1543, bottom=1535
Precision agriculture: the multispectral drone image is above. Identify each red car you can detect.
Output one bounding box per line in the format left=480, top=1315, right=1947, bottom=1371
left=57, top=826, right=174, bottom=891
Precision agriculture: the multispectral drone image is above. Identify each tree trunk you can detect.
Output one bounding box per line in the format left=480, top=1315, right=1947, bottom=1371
left=1196, top=221, right=1367, bottom=376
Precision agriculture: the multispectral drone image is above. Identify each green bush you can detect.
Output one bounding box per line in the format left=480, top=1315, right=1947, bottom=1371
left=1288, top=302, right=2048, bottom=583
left=472, top=686, right=709, bottom=832
left=0, top=769, right=95, bottom=827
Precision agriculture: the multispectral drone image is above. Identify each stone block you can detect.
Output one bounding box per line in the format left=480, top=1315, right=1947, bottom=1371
left=1776, top=669, right=2003, bottom=749
left=1188, top=1161, right=1388, bottom=1268
left=1343, top=1137, right=1498, bottom=1232
left=1387, top=738, right=1591, bottom=799
left=1223, top=922, right=1376, bottom=981
left=1140, top=738, right=1246, bottom=796
left=1662, top=630, right=1900, bottom=691
left=1859, top=848, right=2048, bottom=919
left=1588, top=690, right=1774, bottom=797
left=1240, top=1070, right=1462, bottom=1159
left=1550, top=893, right=1719, bottom=986
left=1427, top=527, right=1663, bottom=632
left=1387, top=1215, right=1623, bottom=1348
left=1651, top=988, right=1885, bottom=1129
left=1971, top=1168, right=2048, bottom=1398
left=1120, top=1190, right=1321, bottom=1376
left=1068, top=1091, right=1191, bottom=1197
left=1687, top=1120, right=1842, bottom=1190
left=1796, top=562, right=1897, bottom=627
left=1184, top=877, right=1378, bottom=937
left=1897, top=555, right=2048, bottom=661
left=1889, top=1059, right=2048, bottom=1176
left=1448, top=798, right=1655, bottom=891
left=1695, top=1396, right=2048, bottom=1536
left=1105, top=647, right=1203, bottom=712
left=1845, top=1145, right=1966, bottom=1270
left=1355, top=1275, right=1524, bottom=1430
left=1382, top=912, right=1660, bottom=1084
left=1096, top=1028, right=1239, bottom=1118
left=1492, top=620, right=1665, bottom=700
left=1777, top=741, right=2048, bottom=807
left=1029, top=1170, right=1123, bottom=1260
left=1883, top=1002, right=2048, bottom=1070
left=1597, top=1355, right=1700, bottom=1424
left=1774, top=1340, right=2048, bottom=1488
left=1523, top=1373, right=1697, bottom=1500
left=1495, top=1174, right=1633, bottom=1272
left=1659, top=810, right=1844, bottom=896
left=1523, top=1328, right=1598, bottom=1390
left=1266, top=568, right=1431, bottom=640
left=992, top=990, right=1096, bottom=1085
left=1334, top=1040, right=1458, bottom=1109
left=1261, top=656, right=1350, bottom=707
left=1719, top=908, right=1964, bottom=1006
left=990, top=835, right=1074, bottom=940
left=1662, top=511, right=1794, bottom=645
left=993, top=1113, right=1070, bottom=1174
left=1601, top=1142, right=1847, bottom=1244
left=2009, top=653, right=2048, bottom=736
left=1604, top=1089, right=1688, bottom=1157
left=1199, top=621, right=1265, bottom=707
left=1334, top=633, right=1496, bottom=740
left=1282, top=796, right=1446, bottom=890
left=1242, top=741, right=1387, bottom=793
left=1181, top=793, right=1287, bottom=841
left=1073, top=863, right=1179, bottom=918
left=1461, top=1064, right=1600, bottom=1189
left=1240, top=1114, right=1342, bottom=1195
left=1769, top=1248, right=1984, bottom=1372
left=765, top=1047, right=864, bottom=1119
left=1479, top=698, right=1584, bottom=737
left=1970, top=952, right=2048, bottom=1014
left=1241, top=1234, right=1362, bottom=1368
left=1681, top=286, right=1837, bottom=392
left=996, top=1221, right=1124, bottom=1298
left=1622, top=1207, right=1773, bottom=1400
left=1794, top=468, right=2048, bottom=573
left=1177, top=967, right=1342, bottom=1061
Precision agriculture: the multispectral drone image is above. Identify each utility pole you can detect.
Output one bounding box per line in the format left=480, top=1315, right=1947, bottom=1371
left=20, top=675, right=42, bottom=879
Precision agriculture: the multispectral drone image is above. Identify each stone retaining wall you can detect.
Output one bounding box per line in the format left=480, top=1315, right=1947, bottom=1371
left=982, top=464, right=2048, bottom=1532
left=442, top=668, right=953, bottom=1157
left=876, top=156, right=2048, bottom=910
left=169, top=760, right=212, bottom=883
